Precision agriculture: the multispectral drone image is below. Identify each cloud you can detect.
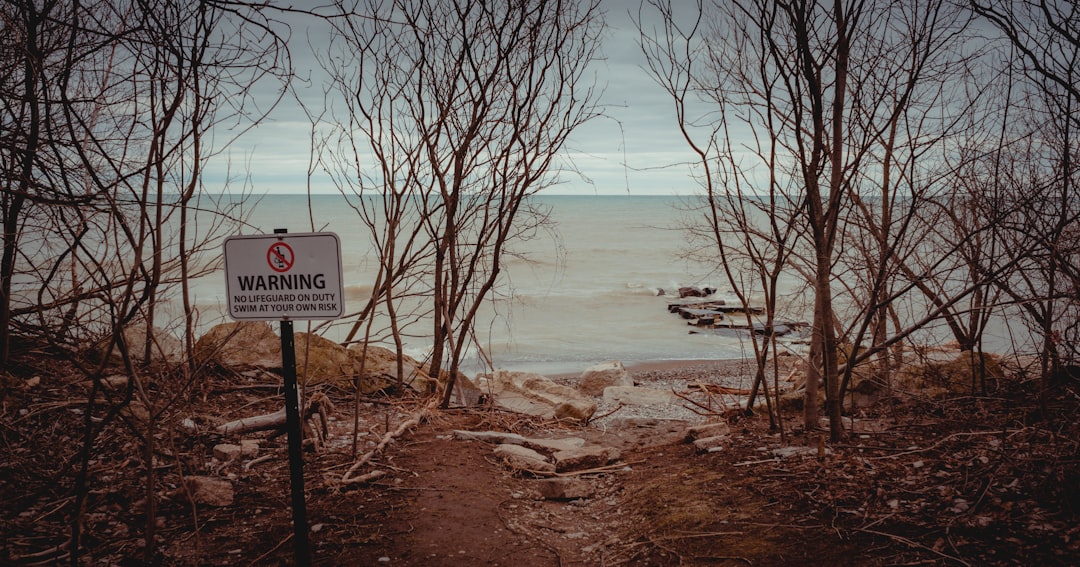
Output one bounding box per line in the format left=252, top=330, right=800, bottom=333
left=222, top=0, right=695, bottom=196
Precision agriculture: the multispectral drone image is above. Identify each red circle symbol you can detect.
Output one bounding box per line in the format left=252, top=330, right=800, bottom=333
left=267, top=242, right=295, bottom=273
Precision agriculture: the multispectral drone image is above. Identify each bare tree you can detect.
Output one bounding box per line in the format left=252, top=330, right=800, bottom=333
left=972, top=0, right=1080, bottom=404
left=637, top=0, right=809, bottom=435
left=637, top=0, right=864, bottom=438
left=318, top=2, right=442, bottom=390
left=1, top=0, right=290, bottom=562
left=317, top=0, right=605, bottom=408
left=640, top=0, right=1011, bottom=440
left=829, top=0, right=991, bottom=404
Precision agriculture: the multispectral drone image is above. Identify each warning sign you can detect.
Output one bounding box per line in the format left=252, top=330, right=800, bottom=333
left=223, top=232, right=345, bottom=321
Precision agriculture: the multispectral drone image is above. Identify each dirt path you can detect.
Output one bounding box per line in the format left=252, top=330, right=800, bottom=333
left=317, top=411, right=880, bottom=566
left=324, top=413, right=608, bottom=566
left=335, top=428, right=563, bottom=565
left=299, top=398, right=1079, bottom=567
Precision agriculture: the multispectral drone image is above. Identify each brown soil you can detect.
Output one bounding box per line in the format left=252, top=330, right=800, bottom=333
left=3, top=340, right=1079, bottom=566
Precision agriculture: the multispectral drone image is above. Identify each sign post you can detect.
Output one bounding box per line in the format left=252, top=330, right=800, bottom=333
left=223, top=230, right=345, bottom=566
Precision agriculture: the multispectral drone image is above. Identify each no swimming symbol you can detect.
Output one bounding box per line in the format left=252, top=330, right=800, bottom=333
left=267, top=242, right=295, bottom=273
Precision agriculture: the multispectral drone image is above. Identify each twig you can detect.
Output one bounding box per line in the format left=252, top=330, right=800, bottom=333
left=744, top=521, right=817, bottom=530
left=682, top=382, right=753, bottom=396
left=651, top=531, right=746, bottom=541
left=867, top=430, right=1007, bottom=461
left=672, top=389, right=725, bottom=415
left=588, top=403, right=625, bottom=423
left=830, top=444, right=918, bottom=452
left=9, top=538, right=72, bottom=564
left=22, top=552, right=71, bottom=567
left=33, top=496, right=73, bottom=523
left=695, top=555, right=752, bottom=565
left=857, top=512, right=897, bottom=532
left=342, top=469, right=386, bottom=485
left=247, top=532, right=293, bottom=567
left=856, top=527, right=972, bottom=567
left=366, top=460, right=414, bottom=474
left=243, top=454, right=274, bottom=471
left=212, top=384, right=284, bottom=393
left=734, top=457, right=781, bottom=467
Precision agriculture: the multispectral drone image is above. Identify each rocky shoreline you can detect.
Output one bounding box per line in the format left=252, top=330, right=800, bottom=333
left=462, top=357, right=782, bottom=427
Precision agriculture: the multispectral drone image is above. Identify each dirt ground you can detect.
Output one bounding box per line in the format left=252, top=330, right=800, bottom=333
left=3, top=341, right=1080, bottom=566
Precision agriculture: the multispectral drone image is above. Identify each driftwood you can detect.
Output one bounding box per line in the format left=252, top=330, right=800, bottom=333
left=217, top=409, right=288, bottom=435
left=216, top=392, right=334, bottom=436
left=341, top=397, right=439, bottom=485
left=680, top=383, right=754, bottom=396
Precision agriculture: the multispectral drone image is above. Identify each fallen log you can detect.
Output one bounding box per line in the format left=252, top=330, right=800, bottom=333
left=217, top=409, right=287, bottom=435
left=215, top=392, right=334, bottom=436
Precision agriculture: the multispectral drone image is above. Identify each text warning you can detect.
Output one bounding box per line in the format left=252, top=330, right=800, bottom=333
left=223, top=232, right=345, bottom=321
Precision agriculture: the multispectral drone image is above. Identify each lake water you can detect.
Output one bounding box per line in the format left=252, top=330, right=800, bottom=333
left=185, top=193, right=763, bottom=375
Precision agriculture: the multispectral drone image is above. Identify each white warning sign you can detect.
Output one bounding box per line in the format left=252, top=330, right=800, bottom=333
left=223, top=232, right=345, bottom=321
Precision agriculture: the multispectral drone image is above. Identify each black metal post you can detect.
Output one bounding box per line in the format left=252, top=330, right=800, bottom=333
left=276, top=228, right=310, bottom=565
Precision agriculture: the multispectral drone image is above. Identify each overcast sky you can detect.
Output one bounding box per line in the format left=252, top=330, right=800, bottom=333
left=213, top=1, right=698, bottom=196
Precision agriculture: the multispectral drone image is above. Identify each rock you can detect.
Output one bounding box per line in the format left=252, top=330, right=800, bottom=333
left=685, top=422, right=731, bottom=441
left=293, top=332, right=356, bottom=385
left=183, top=476, right=234, bottom=507
left=240, top=440, right=260, bottom=457
left=578, top=361, right=633, bottom=397
left=778, top=389, right=806, bottom=411
left=122, top=323, right=184, bottom=364
left=674, top=307, right=725, bottom=320
left=454, top=430, right=532, bottom=445
left=600, top=418, right=692, bottom=449
left=195, top=322, right=282, bottom=369
left=477, top=370, right=597, bottom=423
left=447, top=373, right=483, bottom=407
left=195, top=322, right=433, bottom=393
left=552, top=446, right=621, bottom=473
left=757, top=323, right=793, bottom=336
left=523, top=375, right=589, bottom=406
left=346, top=343, right=437, bottom=394
left=678, top=286, right=716, bottom=298
left=100, top=375, right=129, bottom=389
left=603, top=385, right=676, bottom=406
left=772, top=446, right=831, bottom=459
left=493, top=444, right=555, bottom=474
left=847, top=379, right=885, bottom=409
left=213, top=443, right=242, bottom=462
left=529, top=437, right=587, bottom=453
left=300, top=334, right=435, bottom=392
left=692, top=435, right=726, bottom=453
left=554, top=400, right=597, bottom=423
left=535, top=478, right=595, bottom=500
left=92, top=322, right=184, bottom=365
